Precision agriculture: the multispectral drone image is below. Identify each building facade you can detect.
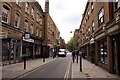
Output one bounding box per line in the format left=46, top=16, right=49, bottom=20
left=73, top=29, right=79, bottom=50
left=0, top=0, right=44, bottom=65
left=43, top=0, right=60, bottom=57
left=78, top=0, right=120, bottom=75
left=44, top=12, right=60, bottom=57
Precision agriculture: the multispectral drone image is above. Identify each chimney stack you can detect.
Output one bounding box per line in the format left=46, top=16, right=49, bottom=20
left=45, top=0, right=49, bottom=13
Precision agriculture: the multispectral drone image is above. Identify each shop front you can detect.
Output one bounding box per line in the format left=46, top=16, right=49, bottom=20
left=34, top=38, right=43, bottom=58
left=1, top=29, right=22, bottom=65
left=22, top=36, right=34, bottom=59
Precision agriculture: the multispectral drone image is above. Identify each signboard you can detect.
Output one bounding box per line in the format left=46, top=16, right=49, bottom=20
left=23, top=37, right=34, bottom=43
left=90, top=38, right=94, bottom=44
left=24, top=34, right=30, bottom=39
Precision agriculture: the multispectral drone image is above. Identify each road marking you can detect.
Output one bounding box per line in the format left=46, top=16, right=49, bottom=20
left=64, top=59, right=72, bottom=80
left=12, top=58, right=57, bottom=79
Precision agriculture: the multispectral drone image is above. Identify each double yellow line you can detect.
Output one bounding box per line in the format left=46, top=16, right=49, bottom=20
left=64, top=59, right=72, bottom=80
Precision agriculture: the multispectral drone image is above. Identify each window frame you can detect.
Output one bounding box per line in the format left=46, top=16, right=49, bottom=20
left=98, top=8, right=104, bottom=26
left=2, top=5, right=10, bottom=23
left=25, top=1, right=29, bottom=14
left=31, top=7, right=34, bottom=18
left=92, top=20, right=95, bottom=33
left=24, top=19, right=28, bottom=32
left=36, top=27, right=39, bottom=36
left=30, top=23, right=34, bottom=34
left=14, top=13, right=20, bottom=28
left=16, top=0, right=21, bottom=6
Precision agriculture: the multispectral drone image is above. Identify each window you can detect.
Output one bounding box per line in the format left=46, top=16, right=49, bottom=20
left=30, top=24, right=34, bottom=34
left=40, top=16, right=42, bottom=25
left=48, top=22, right=50, bottom=27
left=16, top=0, right=20, bottom=6
left=2, top=5, right=10, bottom=23
left=98, top=8, right=104, bottom=25
left=92, top=20, right=95, bottom=32
left=24, top=19, right=28, bottom=32
left=88, top=9, right=90, bottom=19
left=39, top=26, right=42, bottom=37
left=115, top=0, right=120, bottom=9
left=31, top=7, right=34, bottom=18
left=25, top=2, right=29, bottom=13
left=91, top=2, right=94, bottom=12
left=14, top=13, right=20, bottom=28
left=86, top=27, right=90, bottom=36
left=36, top=13, right=39, bottom=22
left=36, top=27, right=39, bottom=36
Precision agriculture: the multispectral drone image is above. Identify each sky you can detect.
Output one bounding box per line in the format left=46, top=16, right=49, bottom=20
left=37, top=0, right=87, bottom=43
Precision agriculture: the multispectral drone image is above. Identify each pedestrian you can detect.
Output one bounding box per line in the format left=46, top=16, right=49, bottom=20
left=76, top=50, right=79, bottom=63
left=72, top=50, right=75, bottom=63
left=53, top=49, right=55, bottom=59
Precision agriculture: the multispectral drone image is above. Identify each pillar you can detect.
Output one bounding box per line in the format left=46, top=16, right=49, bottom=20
left=107, top=36, right=113, bottom=73
left=95, top=41, right=99, bottom=65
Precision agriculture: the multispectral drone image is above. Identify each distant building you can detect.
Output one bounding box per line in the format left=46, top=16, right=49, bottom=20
left=78, top=0, right=120, bottom=75
left=73, top=29, right=79, bottom=50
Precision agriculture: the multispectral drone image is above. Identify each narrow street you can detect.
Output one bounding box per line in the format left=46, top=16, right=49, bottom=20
left=19, top=54, right=71, bottom=78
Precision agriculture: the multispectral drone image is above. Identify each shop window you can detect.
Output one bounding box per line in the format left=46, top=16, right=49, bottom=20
left=99, top=39, right=108, bottom=64
left=2, top=5, right=10, bottom=23
left=98, top=8, right=104, bottom=26
left=14, top=13, right=20, bottom=28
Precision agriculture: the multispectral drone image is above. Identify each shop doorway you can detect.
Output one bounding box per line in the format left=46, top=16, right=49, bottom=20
left=112, top=34, right=120, bottom=74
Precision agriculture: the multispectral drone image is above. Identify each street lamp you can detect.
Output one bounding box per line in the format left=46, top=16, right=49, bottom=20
left=22, top=30, right=30, bottom=70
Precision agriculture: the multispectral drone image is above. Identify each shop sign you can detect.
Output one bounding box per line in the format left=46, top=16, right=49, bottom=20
left=23, top=37, right=34, bottom=43
left=24, top=34, right=30, bottom=39
left=90, top=38, right=94, bottom=44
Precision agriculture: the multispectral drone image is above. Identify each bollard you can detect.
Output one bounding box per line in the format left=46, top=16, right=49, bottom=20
left=24, top=56, right=26, bottom=70
left=43, top=57, right=45, bottom=62
left=80, top=56, right=82, bottom=72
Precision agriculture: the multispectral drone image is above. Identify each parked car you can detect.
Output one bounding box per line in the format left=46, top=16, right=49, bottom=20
left=58, top=49, right=67, bottom=57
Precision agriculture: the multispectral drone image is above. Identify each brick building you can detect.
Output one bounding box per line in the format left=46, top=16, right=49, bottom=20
left=73, top=29, right=79, bottom=50
left=0, top=0, right=44, bottom=65
left=78, top=0, right=120, bottom=75
left=43, top=0, right=60, bottom=57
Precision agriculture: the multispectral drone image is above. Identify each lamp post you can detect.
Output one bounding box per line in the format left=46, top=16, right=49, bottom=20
left=22, top=30, right=28, bottom=70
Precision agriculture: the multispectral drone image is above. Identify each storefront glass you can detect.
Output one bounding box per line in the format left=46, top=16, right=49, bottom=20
left=99, top=39, right=108, bottom=64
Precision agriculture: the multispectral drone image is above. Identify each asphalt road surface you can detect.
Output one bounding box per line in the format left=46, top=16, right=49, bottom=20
left=21, top=54, right=72, bottom=78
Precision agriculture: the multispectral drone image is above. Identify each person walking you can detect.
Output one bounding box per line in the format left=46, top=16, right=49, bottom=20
left=76, top=50, right=79, bottom=63
left=72, top=50, right=75, bottom=63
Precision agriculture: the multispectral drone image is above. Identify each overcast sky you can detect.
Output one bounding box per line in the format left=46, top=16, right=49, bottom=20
left=37, top=0, right=87, bottom=43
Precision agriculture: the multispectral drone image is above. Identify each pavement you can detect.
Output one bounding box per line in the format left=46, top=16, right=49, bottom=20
left=2, top=57, right=57, bottom=79
left=1, top=55, right=120, bottom=80
left=72, top=57, right=120, bottom=80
